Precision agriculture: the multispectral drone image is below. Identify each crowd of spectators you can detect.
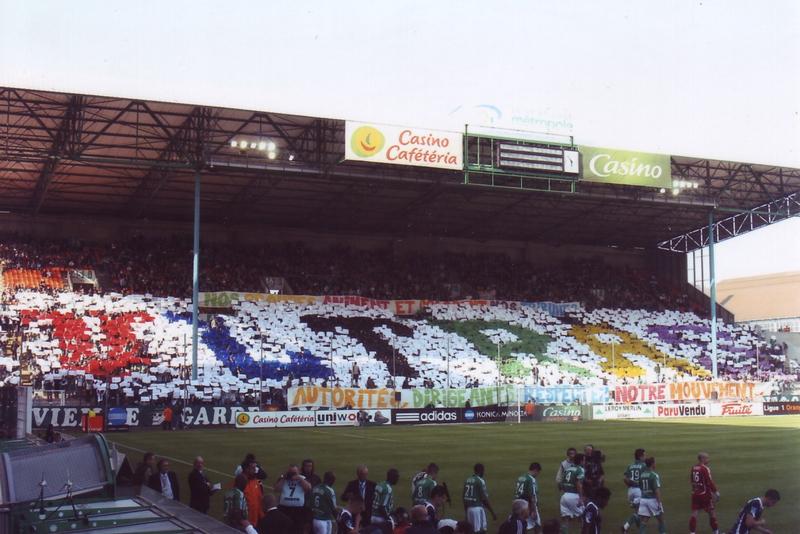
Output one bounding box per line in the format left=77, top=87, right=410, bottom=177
left=1, top=235, right=700, bottom=313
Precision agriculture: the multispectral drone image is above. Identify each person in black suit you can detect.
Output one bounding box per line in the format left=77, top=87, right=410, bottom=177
left=148, top=458, right=180, bottom=501
left=188, top=456, right=215, bottom=513
left=341, top=464, right=376, bottom=524
left=133, top=451, right=156, bottom=487
left=257, top=493, right=293, bottom=534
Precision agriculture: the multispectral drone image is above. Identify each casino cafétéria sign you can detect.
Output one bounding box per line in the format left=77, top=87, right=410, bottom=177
left=345, top=121, right=463, bottom=170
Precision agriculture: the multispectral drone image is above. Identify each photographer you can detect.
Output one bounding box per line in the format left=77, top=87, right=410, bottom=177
left=275, top=464, right=312, bottom=534
left=583, top=445, right=605, bottom=500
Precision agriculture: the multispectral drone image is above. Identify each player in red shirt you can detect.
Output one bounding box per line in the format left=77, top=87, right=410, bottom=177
left=689, top=452, right=720, bottom=534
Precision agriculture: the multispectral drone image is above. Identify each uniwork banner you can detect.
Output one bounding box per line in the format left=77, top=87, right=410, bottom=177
left=314, top=409, right=392, bottom=427
left=580, top=145, right=672, bottom=188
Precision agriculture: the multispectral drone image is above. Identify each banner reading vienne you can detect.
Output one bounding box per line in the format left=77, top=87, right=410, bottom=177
left=580, top=145, right=672, bottom=188
left=344, top=121, right=463, bottom=170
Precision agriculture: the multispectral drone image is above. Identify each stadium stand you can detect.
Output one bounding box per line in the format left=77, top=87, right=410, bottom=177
left=0, top=237, right=794, bottom=408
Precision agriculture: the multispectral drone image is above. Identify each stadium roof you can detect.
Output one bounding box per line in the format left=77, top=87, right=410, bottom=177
left=0, top=87, right=797, bottom=253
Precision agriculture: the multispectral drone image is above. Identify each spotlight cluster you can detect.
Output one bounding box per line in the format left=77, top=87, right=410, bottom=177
left=230, top=139, right=277, bottom=160
left=659, top=179, right=701, bottom=195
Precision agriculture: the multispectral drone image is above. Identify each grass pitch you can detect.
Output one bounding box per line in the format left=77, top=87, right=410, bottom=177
left=108, top=416, right=799, bottom=532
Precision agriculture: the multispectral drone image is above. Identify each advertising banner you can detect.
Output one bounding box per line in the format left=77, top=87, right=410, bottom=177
left=592, top=404, right=655, bottom=420
left=580, top=145, right=672, bottom=188
left=613, top=381, right=759, bottom=404
left=654, top=403, right=709, bottom=418
left=392, top=408, right=462, bottom=425
left=707, top=402, right=763, bottom=417
left=345, top=121, right=463, bottom=170
left=235, top=411, right=316, bottom=429
left=314, top=409, right=392, bottom=427
left=536, top=404, right=582, bottom=421
left=762, top=401, right=800, bottom=415
left=462, top=405, right=523, bottom=423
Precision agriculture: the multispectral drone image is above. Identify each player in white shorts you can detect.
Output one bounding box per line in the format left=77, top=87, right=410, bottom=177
left=463, top=463, right=497, bottom=534
left=621, top=448, right=646, bottom=532
left=637, top=457, right=667, bottom=532
left=559, top=453, right=586, bottom=532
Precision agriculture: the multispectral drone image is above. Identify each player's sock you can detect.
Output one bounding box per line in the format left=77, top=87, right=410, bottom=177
left=657, top=517, right=666, bottom=534
left=689, top=515, right=697, bottom=532
left=710, top=516, right=719, bottom=531
left=628, top=513, right=641, bottom=527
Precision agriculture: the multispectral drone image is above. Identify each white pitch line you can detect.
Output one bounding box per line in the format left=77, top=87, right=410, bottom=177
left=109, top=440, right=234, bottom=479
left=306, top=429, right=397, bottom=442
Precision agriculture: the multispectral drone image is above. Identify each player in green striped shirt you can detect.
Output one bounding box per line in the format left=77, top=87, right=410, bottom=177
left=463, top=463, right=497, bottom=534
left=559, top=453, right=586, bottom=533
left=412, top=463, right=439, bottom=505
left=311, top=471, right=338, bottom=534
left=371, top=468, right=399, bottom=526
left=637, top=457, right=666, bottom=534
left=514, top=462, right=542, bottom=533
left=622, top=448, right=646, bottom=532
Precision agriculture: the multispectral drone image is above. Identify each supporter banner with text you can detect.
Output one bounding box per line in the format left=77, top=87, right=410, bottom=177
left=612, top=381, right=766, bottom=404
left=288, top=386, right=403, bottom=410
left=32, top=405, right=263, bottom=428
left=287, top=385, right=610, bottom=410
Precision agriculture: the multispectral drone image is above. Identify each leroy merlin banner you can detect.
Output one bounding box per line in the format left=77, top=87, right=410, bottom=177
left=344, top=121, right=463, bottom=170
left=580, top=145, right=672, bottom=188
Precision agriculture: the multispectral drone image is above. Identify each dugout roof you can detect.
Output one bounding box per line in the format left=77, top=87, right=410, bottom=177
left=0, top=88, right=798, bottom=252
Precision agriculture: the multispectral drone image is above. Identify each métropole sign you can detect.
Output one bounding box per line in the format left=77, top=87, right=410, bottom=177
left=579, top=145, right=672, bottom=188
left=344, top=121, right=463, bottom=170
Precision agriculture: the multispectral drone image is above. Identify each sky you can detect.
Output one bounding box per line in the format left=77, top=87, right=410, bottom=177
left=0, top=0, right=798, bottom=281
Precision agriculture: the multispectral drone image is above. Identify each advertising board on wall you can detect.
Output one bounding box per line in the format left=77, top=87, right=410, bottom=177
left=579, top=145, right=672, bottom=188
left=392, top=408, right=461, bottom=425
left=344, top=121, right=463, bottom=170
left=592, top=404, right=655, bottom=420
left=234, top=411, right=316, bottom=429
left=314, top=409, right=392, bottom=427
left=654, top=403, right=709, bottom=418
left=537, top=404, right=582, bottom=421
left=762, top=401, right=800, bottom=415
